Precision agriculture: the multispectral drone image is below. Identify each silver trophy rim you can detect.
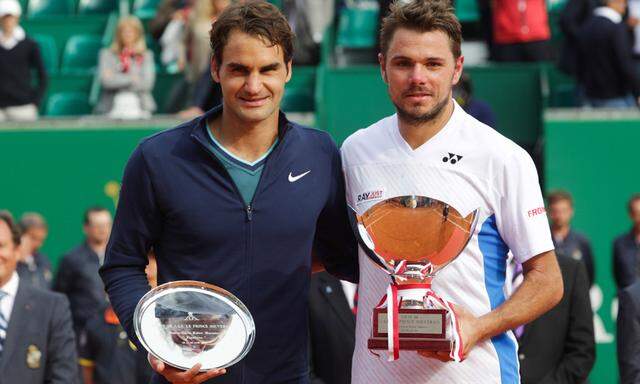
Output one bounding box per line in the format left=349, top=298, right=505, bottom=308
left=133, top=280, right=256, bottom=371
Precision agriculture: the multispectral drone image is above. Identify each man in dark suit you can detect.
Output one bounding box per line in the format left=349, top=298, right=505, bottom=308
left=548, top=191, right=596, bottom=286
left=54, top=206, right=112, bottom=337
left=0, top=210, right=78, bottom=383
left=309, top=271, right=356, bottom=384
left=613, top=194, right=640, bottom=290
left=517, top=255, right=595, bottom=384
left=618, top=279, right=640, bottom=384
left=17, top=212, right=52, bottom=290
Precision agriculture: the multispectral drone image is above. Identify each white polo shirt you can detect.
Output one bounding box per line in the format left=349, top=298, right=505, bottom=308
left=341, top=100, right=554, bottom=384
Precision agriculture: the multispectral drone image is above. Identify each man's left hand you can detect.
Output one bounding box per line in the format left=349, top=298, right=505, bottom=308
left=417, top=304, right=483, bottom=362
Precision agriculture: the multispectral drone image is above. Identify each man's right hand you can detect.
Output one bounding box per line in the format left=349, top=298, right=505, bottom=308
left=149, top=353, right=226, bottom=384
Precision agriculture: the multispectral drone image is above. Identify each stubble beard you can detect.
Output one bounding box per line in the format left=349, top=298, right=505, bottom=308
left=394, top=94, right=450, bottom=127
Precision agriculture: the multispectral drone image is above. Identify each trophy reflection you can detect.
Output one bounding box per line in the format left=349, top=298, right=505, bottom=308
left=352, top=196, right=478, bottom=361
left=156, top=298, right=233, bottom=356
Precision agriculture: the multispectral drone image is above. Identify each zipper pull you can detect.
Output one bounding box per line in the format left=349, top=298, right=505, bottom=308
left=246, top=205, right=253, bottom=221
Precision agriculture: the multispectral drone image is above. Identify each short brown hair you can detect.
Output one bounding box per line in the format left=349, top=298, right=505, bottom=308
left=0, top=210, right=21, bottom=246
left=380, top=0, right=462, bottom=59
left=209, top=1, right=294, bottom=66
left=548, top=190, right=574, bottom=207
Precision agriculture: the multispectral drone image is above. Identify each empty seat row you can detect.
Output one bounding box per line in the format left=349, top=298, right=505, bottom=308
left=27, top=0, right=116, bottom=17
left=32, top=34, right=102, bottom=74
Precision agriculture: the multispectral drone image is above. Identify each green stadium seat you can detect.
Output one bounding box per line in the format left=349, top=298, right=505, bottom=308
left=45, top=92, right=92, bottom=116
left=336, top=7, right=379, bottom=48
left=27, top=0, right=75, bottom=18
left=455, top=0, right=479, bottom=22
left=32, top=34, right=58, bottom=74
left=61, top=34, right=103, bottom=74
left=77, top=0, right=118, bottom=15
left=132, top=0, right=161, bottom=19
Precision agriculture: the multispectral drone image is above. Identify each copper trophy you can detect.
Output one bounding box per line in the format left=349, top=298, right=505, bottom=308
left=351, top=196, right=478, bottom=361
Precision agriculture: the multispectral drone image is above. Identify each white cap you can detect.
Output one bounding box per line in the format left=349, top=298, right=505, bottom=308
left=0, top=0, right=21, bottom=17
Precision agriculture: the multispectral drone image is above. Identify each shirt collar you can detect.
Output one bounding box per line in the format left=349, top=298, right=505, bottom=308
left=0, top=26, right=25, bottom=50
left=0, top=272, right=19, bottom=298
left=594, top=7, right=623, bottom=23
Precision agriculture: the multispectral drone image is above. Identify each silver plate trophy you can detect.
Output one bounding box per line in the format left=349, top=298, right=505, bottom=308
left=350, top=196, right=478, bottom=359
left=134, top=280, right=255, bottom=371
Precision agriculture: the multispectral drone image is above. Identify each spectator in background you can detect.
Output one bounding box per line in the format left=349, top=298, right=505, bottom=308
left=0, top=211, right=78, bottom=383
left=309, top=271, right=355, bottom=384
left=513, top=255, right=595, bottom=384
left=177, top=65, right=222, bottom=119
left=168, top=0, right=230, bottom=114
left=548, top=190, right=596, bottom=286
left=558, top=0, right=596, bottom=78
left=283, top=0, right=335, bottom=65
left=577, top=0, right=640, bottom=108
left=0, top=0, right=47, bottom=122
left=148, top=0, right=192, bottom=41
left=17, top=212, right=52, bottom=289
left=491, top=0, right=552, bottom=62
left=613, top=194, right=640, bottom=289
left=617, top=278, right=640, bottom=384
left=184, top=0, right=230, bottom=86
left=79, top=253, right=156, bottom=384
left=95, top=16, right=156, bottom=119
left=453, top=72, right=497, bottom=128
left=54, top=207, right=112, bottom=340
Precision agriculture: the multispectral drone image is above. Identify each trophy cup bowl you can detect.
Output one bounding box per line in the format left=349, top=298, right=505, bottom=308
left=351, top=196, right=478, bottom=357
left=134, top=280, right=255, bottom=371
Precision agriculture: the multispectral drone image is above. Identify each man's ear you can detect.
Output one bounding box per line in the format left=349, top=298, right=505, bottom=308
left=451, top=55, right=465, bottom=86
left=378, top=53, right=388, bottom=84
left=211, top=58, right=221, bottom=83
left=285, top=60, right=292, bottom=83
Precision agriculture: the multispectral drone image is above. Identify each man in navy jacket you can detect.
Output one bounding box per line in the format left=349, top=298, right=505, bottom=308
left=100, top=3, right=358, bottom=384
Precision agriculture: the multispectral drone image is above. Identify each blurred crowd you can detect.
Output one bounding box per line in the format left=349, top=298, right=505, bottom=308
left=1, top=0, right=640, bottom=122
left=0, top=190, right=639, bottom=383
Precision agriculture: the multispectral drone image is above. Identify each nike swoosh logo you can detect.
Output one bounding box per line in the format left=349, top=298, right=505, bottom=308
left=288, top=170, right=311, bottom=182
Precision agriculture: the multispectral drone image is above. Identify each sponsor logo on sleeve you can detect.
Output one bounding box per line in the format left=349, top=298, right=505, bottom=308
left=527, top=207, right=547, bottom=218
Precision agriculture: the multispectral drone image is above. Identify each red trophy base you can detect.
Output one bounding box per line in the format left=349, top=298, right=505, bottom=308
left=368, top=307, right=452, bottom=352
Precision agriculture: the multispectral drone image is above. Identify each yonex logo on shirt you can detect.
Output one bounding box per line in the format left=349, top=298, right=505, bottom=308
left=442, top=152, right=463, bottom=164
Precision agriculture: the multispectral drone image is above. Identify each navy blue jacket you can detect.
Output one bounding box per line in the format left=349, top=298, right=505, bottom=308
left=613, top=231, right=640, bottom=290
left=100, top=107, right=358, bottom=384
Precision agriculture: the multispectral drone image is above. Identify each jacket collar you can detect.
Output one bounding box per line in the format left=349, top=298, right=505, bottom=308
left=190, top=104, right=292, bottom=145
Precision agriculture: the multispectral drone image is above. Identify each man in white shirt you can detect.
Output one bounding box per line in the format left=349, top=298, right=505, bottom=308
left=341, top=1, right=563, bottom=383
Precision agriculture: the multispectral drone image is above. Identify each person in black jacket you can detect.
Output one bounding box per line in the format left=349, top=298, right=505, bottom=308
left=17, top=212, right=52, bottom=290
left=617, top=279, right=640, bottom=384
left=54, top=207, right=112, bottom=339
left=548, top=191, right=596, bottom=287
left=516, top=255, right=596, bottom=384
left=309, top=272, right=356, bottom=384
left=558, top=0, right=596, bottom=77
left=613, top=194, right=640, bottom=290
left=577, top=0, right=640, bottom=107
left=0, top=0, right=47, bottom=121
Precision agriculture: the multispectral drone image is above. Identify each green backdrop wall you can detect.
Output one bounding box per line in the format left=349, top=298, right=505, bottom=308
left=545, top=109, right=640, bottom=384
left=0, top=122, right=165, bottom=267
